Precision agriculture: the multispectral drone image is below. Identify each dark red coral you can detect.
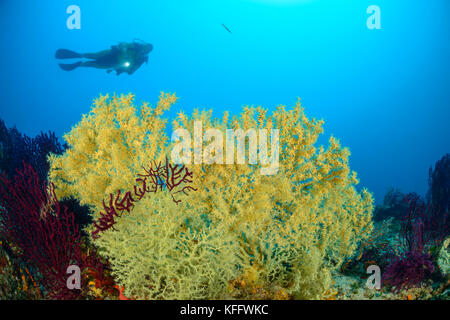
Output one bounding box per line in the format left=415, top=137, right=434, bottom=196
left=0, top=163, right=86, bottom=299
left=92, top=158, right=197, bottom=239
left=401, top=193, right=448, bottom=251
left=382, top=194, right=444, bottom=291
left=383, top=250, right=434, bottom=291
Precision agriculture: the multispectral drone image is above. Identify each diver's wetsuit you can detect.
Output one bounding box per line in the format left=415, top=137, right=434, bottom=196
left=55, top=41, right=153, bottom=75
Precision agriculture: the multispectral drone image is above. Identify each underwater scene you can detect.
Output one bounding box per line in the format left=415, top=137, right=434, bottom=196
left=0, top=0, right=449, bottom=304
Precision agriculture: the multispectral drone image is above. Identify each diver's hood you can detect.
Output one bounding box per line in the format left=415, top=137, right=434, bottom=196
left=133, top=39, right=153, bottom=54
left=133, top=38, right=147, bottom=44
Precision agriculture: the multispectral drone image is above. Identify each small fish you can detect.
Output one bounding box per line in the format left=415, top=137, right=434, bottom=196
left=222, top=24, right=232, bottom=34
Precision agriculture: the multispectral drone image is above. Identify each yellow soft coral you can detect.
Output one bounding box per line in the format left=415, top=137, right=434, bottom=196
left=49, top=93, right=373, bottom=300
left=48, top=92, right=177, bottom=214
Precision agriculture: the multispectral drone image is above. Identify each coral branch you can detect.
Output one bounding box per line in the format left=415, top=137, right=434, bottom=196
left=91, top=158, right=196, bottom=239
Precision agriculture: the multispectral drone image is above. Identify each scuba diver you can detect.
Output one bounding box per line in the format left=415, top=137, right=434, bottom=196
left=55, top=40, right=153, bottom=75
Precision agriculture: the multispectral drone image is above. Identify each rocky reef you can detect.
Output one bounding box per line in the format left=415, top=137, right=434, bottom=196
left=0, top=94, right=448, bottom=300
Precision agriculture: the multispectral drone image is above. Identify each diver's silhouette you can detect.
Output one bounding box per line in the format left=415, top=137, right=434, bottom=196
left=55, top=40, right=153, bottom=75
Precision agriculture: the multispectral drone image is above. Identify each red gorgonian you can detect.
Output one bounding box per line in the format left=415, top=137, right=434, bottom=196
left=0, top=163, right=92, bottom=299
left=92, top=158, right=196, bottom=239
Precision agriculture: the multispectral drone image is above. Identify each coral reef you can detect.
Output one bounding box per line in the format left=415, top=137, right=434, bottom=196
left=49, top=93, right=374, bottom=299
left=1, top=93, right=447, bottom=300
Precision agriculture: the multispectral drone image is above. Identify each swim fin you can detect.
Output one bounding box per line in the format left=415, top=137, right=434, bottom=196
left=58, top=61, right=82, bottom=71
left=55, top=49, right=83, bottom=59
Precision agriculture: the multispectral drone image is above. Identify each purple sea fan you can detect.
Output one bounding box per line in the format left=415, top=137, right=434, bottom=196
left=383, top=250, right=434, bottom=291
left=382, top=194, right=441, bottom=291
left=0, top=162, right=83, bottom=299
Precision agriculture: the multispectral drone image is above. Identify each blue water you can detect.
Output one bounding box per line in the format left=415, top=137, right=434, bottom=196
left=0, top=0, right=449, bottom=203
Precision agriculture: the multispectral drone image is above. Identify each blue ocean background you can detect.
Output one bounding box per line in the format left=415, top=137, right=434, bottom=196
left=0, top=0, right=449, bottom=203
